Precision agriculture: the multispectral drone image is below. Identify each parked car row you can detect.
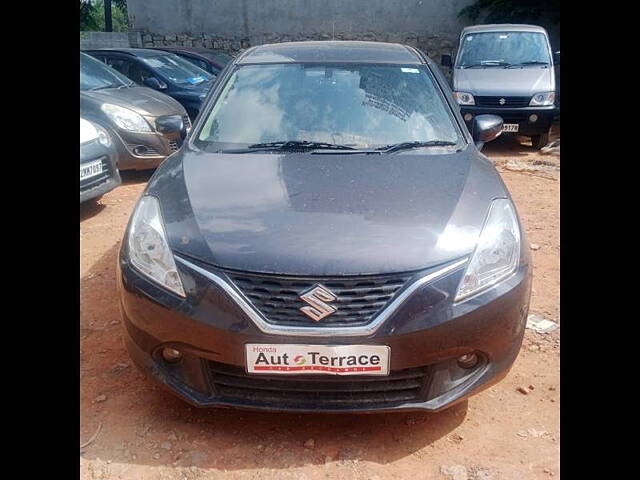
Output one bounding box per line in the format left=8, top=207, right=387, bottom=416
left=441, top=24, right=559, bottom=149
left=80, top=47, right=233, bottom=203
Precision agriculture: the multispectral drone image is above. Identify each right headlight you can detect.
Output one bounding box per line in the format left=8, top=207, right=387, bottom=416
left=455, top=198, right=521, bottom=302
left=453, top=91, right=475, bottom=105
left=101, top=103, right=152, bottom=132
left=127, top=196, right=186, bottom=297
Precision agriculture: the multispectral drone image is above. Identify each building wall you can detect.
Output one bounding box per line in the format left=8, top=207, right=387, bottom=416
left=127, top=0, right=476, bottom=62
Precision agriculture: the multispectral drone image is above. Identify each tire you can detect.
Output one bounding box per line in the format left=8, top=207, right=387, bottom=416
left=531, top=133, right=550, bottom=150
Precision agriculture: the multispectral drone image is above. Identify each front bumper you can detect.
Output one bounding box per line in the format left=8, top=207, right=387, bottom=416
left=461, top=105, right=557, bottom=136
left=110, top=127, right=183, bottom=171
left=117, top=253, right=531, bottom=413
left=80, top=150, right=121, bottom=203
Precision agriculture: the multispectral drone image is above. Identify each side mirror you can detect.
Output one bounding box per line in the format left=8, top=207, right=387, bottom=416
left=472, top=114, right=503, bottom=150
left=155, top=115, right=184, bottom=135
left=441, top=54, right=452, bottom=67
left=553, top=51, right=560, bottom=64
left=143, top=77, right=167, bottom=90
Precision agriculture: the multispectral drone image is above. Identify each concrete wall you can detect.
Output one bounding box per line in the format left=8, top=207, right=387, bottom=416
left=80, top=31, right=142, bottom=49
left=127, top=0, right=475, bottom=61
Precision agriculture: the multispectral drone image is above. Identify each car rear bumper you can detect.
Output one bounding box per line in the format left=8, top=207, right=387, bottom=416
left=461, top=105, right=557, bottom=136
left=117, top=253, right=531, bottom=413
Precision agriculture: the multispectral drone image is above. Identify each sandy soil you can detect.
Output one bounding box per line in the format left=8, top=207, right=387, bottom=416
left=80, top=129, right=559, bottom=480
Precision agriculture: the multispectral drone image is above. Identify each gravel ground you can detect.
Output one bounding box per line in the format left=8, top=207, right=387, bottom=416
left=80, top=128, right=560, bottom=480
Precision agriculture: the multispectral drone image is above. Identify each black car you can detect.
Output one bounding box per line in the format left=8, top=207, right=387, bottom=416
left=80, top=118, right=121, bottom=203
left=149, top=47, right=233, bottom=77
left=81, top=52, right=190, bottom=171
left=85, top=48, right=214, bottom=120
left=117, top=41, right=532, bottom=413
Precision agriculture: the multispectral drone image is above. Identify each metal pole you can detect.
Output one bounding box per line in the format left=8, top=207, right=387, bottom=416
left=105, top=0, right=113, bottom=32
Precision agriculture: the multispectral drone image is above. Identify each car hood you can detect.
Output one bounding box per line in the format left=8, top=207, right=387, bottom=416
left=453, top=67, right=554, bottom=97
left=81, top=86, right=185, bottom=117
left=149, top=148, right=508, bottom=276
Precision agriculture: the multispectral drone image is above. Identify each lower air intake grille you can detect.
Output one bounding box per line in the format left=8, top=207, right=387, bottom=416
left=208, top=361, right=429, bottom=409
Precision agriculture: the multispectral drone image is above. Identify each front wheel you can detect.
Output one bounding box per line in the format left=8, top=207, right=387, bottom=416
left=530, top=133, right=550, bottom=150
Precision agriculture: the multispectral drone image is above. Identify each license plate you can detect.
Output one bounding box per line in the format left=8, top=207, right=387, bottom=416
left=80, top=160, right=103, bottom=180
left=503, top=123, right=519, bottom=132
left=246, top=344, right=390, bottom=376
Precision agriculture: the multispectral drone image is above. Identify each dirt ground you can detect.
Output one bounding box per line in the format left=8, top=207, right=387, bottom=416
left=80, top=127, right=560, bottom=480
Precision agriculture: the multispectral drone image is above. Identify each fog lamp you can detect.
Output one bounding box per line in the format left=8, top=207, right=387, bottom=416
left=529, top=114, right=538, bottom=123
left=464, top=113, right=473, bottom=122
left=162, top=347, right=183, bottom=363
left=457, top=353, right=479, bottom=369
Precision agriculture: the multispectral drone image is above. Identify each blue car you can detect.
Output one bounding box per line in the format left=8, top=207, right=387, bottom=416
left=84, top=48, right=214, bottom=121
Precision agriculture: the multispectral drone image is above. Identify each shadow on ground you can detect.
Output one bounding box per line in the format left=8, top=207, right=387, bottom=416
left=80, top=243, right=467, bottom=471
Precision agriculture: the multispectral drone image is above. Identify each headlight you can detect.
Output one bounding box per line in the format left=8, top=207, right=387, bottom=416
left=101, top=104, right=152, bottom=132
left=127, top=196, right=186, bottom=297
left=94, top=123, right=111, bottom=147
left=453, top=91, right=475, bottom=105
left=455, top=198, right=521, bottom=301
left=529, top=92, right=555, bottom=106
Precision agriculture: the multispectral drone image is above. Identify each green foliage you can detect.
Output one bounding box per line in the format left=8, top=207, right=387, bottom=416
left=459, top=0, right=560, bottom=25
left=80, top=0, right=129, bottom=32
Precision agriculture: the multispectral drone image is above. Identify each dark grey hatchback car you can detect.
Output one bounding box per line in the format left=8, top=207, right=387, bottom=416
left=117, top=41, right=532, bottom=413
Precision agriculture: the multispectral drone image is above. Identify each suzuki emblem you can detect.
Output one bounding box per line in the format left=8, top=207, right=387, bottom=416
left=299, top=284, right=337, bottom=321
left=499, top=98, right=506, bottom=105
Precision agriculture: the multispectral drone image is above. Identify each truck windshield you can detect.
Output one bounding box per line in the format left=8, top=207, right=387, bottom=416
left=456, top=32, right=551, bottom=68
left=195, top=63, right=461, bottom=151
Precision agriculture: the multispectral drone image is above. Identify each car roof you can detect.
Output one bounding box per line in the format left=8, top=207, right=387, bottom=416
left=461, top=24, right=548, bottom=35
left=83, top=48, right=172, bottom=58
left=151, top=47, right=232, bottom=62
left=237, top=41, right=422, bottom=65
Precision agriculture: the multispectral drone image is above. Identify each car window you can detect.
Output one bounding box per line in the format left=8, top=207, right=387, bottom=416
left=80, top=52, right=132, bottom=91
left=456, top=32, right=551, bottom=67
left=141, top=55, right=212, bottom=85
left=196, top=63, right=460, bottom=150
left=179, top=54, right=211, bottom=73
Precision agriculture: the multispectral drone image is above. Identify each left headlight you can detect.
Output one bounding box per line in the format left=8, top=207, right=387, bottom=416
left=101, top=103, right=152, bottom=132
left=127, top=196, right=186, bottom=297
left=529, top=92, right=555, bottom=106
left=94, top=123, right=111, bottom=147
left=455, top=198, right=521, bottom=302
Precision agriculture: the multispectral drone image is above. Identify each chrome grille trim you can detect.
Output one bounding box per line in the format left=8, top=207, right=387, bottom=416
left=174, top=256, right=468, bottom=337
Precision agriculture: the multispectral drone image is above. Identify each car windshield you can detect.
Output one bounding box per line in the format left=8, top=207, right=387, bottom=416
left=196, top=63, right=460, bottom=151
left=80, top=52, right=132, bottom=91
left=456, top=32, right=551, bottom=68
left=142, top=54, right=212, bottom=85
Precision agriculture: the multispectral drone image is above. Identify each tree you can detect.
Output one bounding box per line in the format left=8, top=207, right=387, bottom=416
left=80, top=0, right=129, bottom=32
left=458, top=0, right=560, bottom=25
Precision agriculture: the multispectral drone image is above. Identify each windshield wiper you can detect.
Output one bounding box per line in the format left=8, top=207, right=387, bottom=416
left=90, top=83, right=123, bottom=91
left=506, top=61, right=549, bottom=68
left=246, top=141, right=357, bottom=151
left=377, top=140, right=458, bottom=153
left=461, top=61, right=511, bottom=69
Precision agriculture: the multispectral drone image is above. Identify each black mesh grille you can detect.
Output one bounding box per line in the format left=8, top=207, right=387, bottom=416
left=475, top=96, right=531, bottom=108
left=183, top=115, right=192, bottom=130
left=208, top=361, right=429, bottom=409
left=225, top=271, right=412, bottom=327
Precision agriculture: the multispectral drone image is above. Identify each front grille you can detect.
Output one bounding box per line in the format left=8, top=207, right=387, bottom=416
left=225, top=271, right=412, bottom=327
left=169, top=140, right=179, bottom=152
left=208, top=361, right=429, bottom=409
left=475, top=96, right=531, bottom=108
left=80, top=156, right=111, bottom=190
left=182, top=115, right=192, bottom=130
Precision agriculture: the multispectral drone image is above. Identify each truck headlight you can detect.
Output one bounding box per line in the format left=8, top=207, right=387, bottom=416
left=453, top=91, right=475, bottom=105
left=101, top=104, right=152, bottom=132
left=529, top=92, right=555, bottom=106
left=455, top=199, right=521, bottom=301
left=127, top=196, right=186, bottom=297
